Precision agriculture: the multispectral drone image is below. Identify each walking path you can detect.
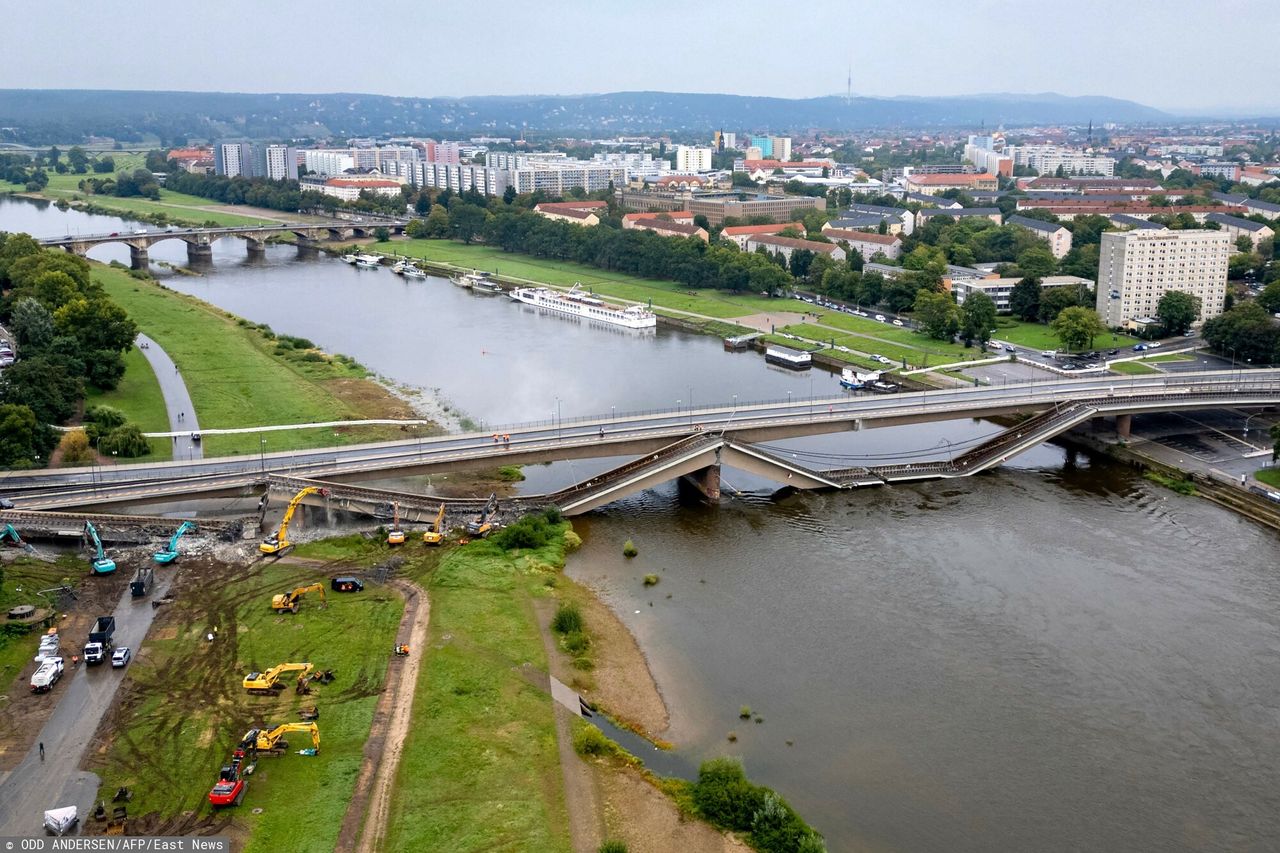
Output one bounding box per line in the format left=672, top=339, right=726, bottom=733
left=134, top=334, right=202, bottom=461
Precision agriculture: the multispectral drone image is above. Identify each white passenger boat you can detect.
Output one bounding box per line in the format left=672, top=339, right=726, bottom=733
left=508, top=284, right=657, bottom=330
left=452, top=270, right=492, bottom=289
left=402, top=265, right=428, bottom=279
left=765, top=344, right=812, bottom=370
left=340, top=254, right=358, bottom=264
left=354, top=254, right=382, bottom=269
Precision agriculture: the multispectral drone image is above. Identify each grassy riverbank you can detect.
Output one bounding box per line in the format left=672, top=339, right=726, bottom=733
left=89, top=559, right=403, bottom=850
left=90, top=263, right=416, bottom=456
left=84, top=345, right=174, bottom=461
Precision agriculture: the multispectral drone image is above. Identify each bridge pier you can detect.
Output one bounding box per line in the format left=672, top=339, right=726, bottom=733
left=295, top=235, right=319, bottom=256
left=186, top=242, right=213, bottom=264
left=1116, top=413, right=1132, bottom=439
left=128, top=245, right=150, bottom=270
left=678, top=464, right=721, bottom=504
left=245, top=238, right=267, bottom=259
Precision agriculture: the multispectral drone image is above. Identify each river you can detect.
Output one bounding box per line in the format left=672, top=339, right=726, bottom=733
left=7, top=197, right=1280, bottom=852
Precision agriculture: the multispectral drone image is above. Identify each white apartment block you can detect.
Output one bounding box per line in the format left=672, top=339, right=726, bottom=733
left=722, top=132, right=737, bottom=150
left=1097, top=229, right=1230, bottom=328
left=1009, top=145, right=1115, bottom=177
left=264, top=145, right=298, bottom=181
left=303, top=149, right=355, bottom=176
left=953, top=275, right=1093, bottom=314
left=675, top=145, right=713, bottom=173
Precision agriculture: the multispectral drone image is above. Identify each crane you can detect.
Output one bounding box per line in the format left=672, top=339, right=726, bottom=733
left=153, top=521, right=196, bottom=564
left=83, top=521, right=116, bottom=574
left=242, top=662, right=313, bottom=694
left=271, top=582, right=326, bottom=614
left=260, top=487, right=329, bottom=556
left=467, top=494, right=499, bottom=538
left=239, top=721, right=321, bottom=754
left=387, top=502, right=405, bottom=546
left=422, top=503, right=446, bottom=545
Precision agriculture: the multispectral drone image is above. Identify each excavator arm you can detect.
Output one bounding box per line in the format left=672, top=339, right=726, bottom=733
left=270, top=582, right=326, bottom=614
left=253, top=722, right=320, bottom=752
left=423, top=504, right=446, bottom=545
left=243, top=662, right=313, bottom=692
left=260, top=487, right=329, bottom=556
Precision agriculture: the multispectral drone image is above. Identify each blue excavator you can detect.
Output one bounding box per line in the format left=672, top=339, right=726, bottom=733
left=0, top=524, right=23, bottom=547
left=83, top=521, right=116, bottom=575
left=154, top=521, right=197, bottom=565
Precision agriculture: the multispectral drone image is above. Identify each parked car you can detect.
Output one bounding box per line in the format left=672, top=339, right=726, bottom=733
left=1004, top=345, right=1016, bottom=353
left=1132, top=344, right=1147, bottom=352
left=1060, top=363, right=1077, bottom=370
left=874, top=315, right=886, bottom=322
left=331, top=576, right=364, bottom=593
left=1107, top=349, right=1120, bottom=356
left=0, top=498, right=13, bottom=509
left=111, top=647, right=131, bottom=669
left=1040, top=350, right=1056, bottom=357
left=1182, top=330, right=1195, bottom=337
left=892, top=319, right=905, bottom=327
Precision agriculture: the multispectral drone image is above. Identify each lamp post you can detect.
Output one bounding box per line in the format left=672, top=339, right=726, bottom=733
left=260, top=438, right=267, bottom=474
left=556, top=397, right=562, bottom=442
left=1244, top=412, right=1264, bottom=438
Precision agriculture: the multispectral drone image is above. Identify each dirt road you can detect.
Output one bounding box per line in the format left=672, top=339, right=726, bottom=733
left=335, top=579, right=430, bottom=853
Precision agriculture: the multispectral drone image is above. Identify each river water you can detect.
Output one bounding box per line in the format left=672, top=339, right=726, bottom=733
left=7, top=197, right=1280, bottom=851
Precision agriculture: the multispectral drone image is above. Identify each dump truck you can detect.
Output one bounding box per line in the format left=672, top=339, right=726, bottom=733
left=130, top=567, right=155, bottom=598
left=83, top=615, right=116, bottom=665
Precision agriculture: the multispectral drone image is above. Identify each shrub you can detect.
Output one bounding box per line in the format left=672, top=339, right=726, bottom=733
left=739, top=705, right=752, bottom=719
left=551, top=602, right=583, bottom=635
left=691, top=758, right=826, bottom=852
left=599, top=842, right=628, bottom=853
left=562, top=630, right=590, bottom=655
left=57, top=429, right=94, bottom=466
left=490, top=512, right=553, bottom=550
left=497, top=465, right=525, bottom=482
left=97, top=424, right=150, bottom=458
left=563, top=529, right=582, bottom=551
left=541, top=505, right=563, bottom=524
left=622, top=539, right=638, bottom=558
left=573, top=724, right=619, bottom=758
left=643, top=574, right=659, bottom=587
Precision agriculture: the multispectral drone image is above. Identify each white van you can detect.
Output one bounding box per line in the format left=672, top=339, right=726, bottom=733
left=31, top=657, right=64, bottom=693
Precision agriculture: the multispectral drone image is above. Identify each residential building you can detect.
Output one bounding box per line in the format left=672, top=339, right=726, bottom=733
left=1025, top=176, right=1160, bottom=192
left=401, top=161, right=509, bottom=196
left=1007, top=214, right=1073, bottom=258
left=720, top=222, right=804, bottom=250
left=736, top=158, right=835, bottom=178
left=721, top=131, right=737, bottom=151
left=625, top=216, right=709, bottom=242
left=1096, top=229, right=1231, bottom=328
left=744, top=146, right=764, bottom=160
left=302, top=176, right=402, bottom=201
left=749, top=136, right=774, bottom=158
left=487, top=153, right=625, bottom=194
left=675, top=145, right=714, bottom=173
left=904, top=191, right=962, bottom=209
left=424, top=141, right=462, bottom=164
left=1016, top=198, right=1248, bottom=222
left=622, top=211, right=695, bottom=228
left=1205, top=212, right=1275, bottom=249
left=303, top=149, right=356, bottom=176
left=745, top=234, right=845, bottom=264
left=1109, top=213, right=1165, bottom=231
left=771, top=137, right=792, bottom=162
left=264, top=145, right=298, bottom=181
left=686, top=193, right=824, bottom=226
left=1007, top=145, right=1115, bottom=176
left=653, top=174, right=709, bottom=191
left=533, top=201, right=608, bottom=226
left=915, top=207, right=1003, bottom=226
left=214, top=142, right=255, bottom=178
left=963, top=135, right=1014, bottom=177
left=1212, top=191, right=1280, bottom=218
left=1193, top=162, right=1242, bottom=181
left=903, top=173, right=999, bottom=195
left=952, top=275, right=1094, bottom=313
left=1154, top=144, right=1224, bottom=157
left=821, top=228, right=903, bottom=260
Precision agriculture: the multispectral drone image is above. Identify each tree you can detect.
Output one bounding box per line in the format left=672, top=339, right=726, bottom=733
left=913, top=291, right=960, bottom=340
left=1051, top=306, right=1106, bottom=352
left=1156, top=290, right=1200, bottom=335
left=1008, top=277, right=1041, bottom=322
left=1015, top=245, right=1056, bottom=279
left=423, top=205, right=451, bottom=238
left=66, top=146, right=89, bottom=174
left=1201, top=302, right=1280, bottom=364
left=0, top=403, right=50, bottom=468
left=788, top=248, right=814, bottom=279
left=1236, top=235, right=1255, bottom=254
left=448, top=204, right=488, bottom=244
left=1257, top=280, right=1280, bottom=314
left=10, top=298, right=55, bottom=350
left=58, top=429, right=95, bottom=466
left=961, top=291, right=998, bottom=347
left=0, top=355, right=84, bottom=423
left=97, top=424, right=151, bottom=458
left=92, top=157, right=115, bottom=174
left=373, top=226, right=391, bottom=242
left=404, top=218, right=427, bottom=239
left=1038, top=286, right=1080, bottom=324
left=502, top=185, right=517, bottom=205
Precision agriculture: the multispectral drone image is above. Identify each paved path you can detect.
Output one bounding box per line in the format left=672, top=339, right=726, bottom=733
left=135, top=334, right=202, bottom=461
left=0, top=573, right=174, bottom=836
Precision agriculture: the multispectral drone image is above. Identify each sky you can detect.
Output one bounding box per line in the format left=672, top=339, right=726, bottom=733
left=3, top=0, right=1278, bottom=115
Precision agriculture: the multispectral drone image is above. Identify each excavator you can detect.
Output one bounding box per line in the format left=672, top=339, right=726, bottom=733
left=387, top=502, right=405, bottom=546
left=271, top=582, right=325, bottom=614
left=243, top=662, right=313, bottom=694
left=153, top=521, right=196, bottom=564
left=0, top=524, right=23, bottom=547
left=422, top=503, right=445, bottom=545
left=466, top=494, right=499, bottom=538
left=209, top=722, right=321, bottom=807
left=83, top=521, right=116, bottom=574
left=260, top=486, right=329, bottom=556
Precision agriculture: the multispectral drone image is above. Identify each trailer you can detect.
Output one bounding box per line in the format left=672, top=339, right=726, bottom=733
left=130, top=567, right=155, bottom=598
left=43, top=805, right=77, bottom=836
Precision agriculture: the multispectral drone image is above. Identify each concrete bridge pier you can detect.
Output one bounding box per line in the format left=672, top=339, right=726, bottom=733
left=128, top=244, right=150, bottom=270
left=678, top=464, right=722, bottom=504
left=245, top=238, right=267, bottom=259
left=295, top=235, right=319, bottom=256
left=1116, top=414, right=1132, bottom=439
left=186, top=242, right=213, bottom=265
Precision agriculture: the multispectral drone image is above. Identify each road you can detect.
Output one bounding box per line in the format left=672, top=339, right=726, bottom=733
left=0, top=572, right=174, bottom=836
left=135, top=334, right=202, bottom=461
left=2, top=370, right=1278, bottom=508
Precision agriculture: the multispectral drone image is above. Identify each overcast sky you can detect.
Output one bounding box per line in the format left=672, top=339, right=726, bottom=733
left=4, top=0, right=1277, bottom=115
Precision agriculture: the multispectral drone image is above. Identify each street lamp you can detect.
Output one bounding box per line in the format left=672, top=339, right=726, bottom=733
left=556, top=397, right=562, bottom=442
left=1244, top=413, right=1264, bottom=437
left=260, top=438, right=267, bottom=474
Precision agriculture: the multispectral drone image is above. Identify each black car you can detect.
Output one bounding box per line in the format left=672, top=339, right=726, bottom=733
left=331, top=576, right=364, bottom=593
left=1107, top=349, right=1120, bottom=356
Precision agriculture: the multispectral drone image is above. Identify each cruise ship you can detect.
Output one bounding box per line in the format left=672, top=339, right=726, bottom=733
left=509, top=284, right=657, bottom=330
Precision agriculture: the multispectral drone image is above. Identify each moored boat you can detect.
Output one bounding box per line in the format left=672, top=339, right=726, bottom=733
left=509, top=284, right=657, bottom=330
left=765, top=344, right=812, bottom=370
left=354, top=254, right=382, bottom=269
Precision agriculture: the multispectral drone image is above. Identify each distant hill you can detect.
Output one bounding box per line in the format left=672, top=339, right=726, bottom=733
left=0, top=89, right=1170, bottom=145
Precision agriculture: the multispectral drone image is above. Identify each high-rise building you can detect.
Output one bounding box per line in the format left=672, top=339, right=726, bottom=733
left=675, top=145, right=713, bottom=173
left=771, top=136, right=792, bottom=162
left=722, top=132, right=737, bottom=151
left=302, top=149, right=356, bottom=176
left=1096, top=229, right=1230, bottom=328
left=749, top=136, right=774, bottom=158
left=264, top=145, right=299, bottom=181
left=214, top=142, right=255, bottom=178
left=424, top=141, right=462, bottom=164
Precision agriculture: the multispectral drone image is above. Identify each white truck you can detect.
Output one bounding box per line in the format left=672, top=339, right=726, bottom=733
left=83, top=615, right=115, bottom=666
left=31, top=657, right=64, bottom=693
left=34, top=633, right=60, bottom=663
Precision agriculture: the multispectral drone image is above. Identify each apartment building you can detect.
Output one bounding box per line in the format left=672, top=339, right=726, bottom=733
left=675, top=145, right=713, bottom=173
left=264, top=145, right=298, bottom=181
left=1096, top=229, right=1230, bottom=328
left=903, top=173, right=999, bottom=195
left=303, top=149, right=356, bottom=176
left=487, top=152, right=625, bottom=194
left=1204, top=212, right=1275, bottom=249
left=720, top=222, right=804, bottom=249
left=1193, top=162, right=1242, bottom=181
left=214, top=142, right=254, bottom=178
left=533, top=201, right=608, bottom=226
left=1008, top=145, right=1115, bottom=177
left=820, top=228, right=902, bottom=260
left=745, top=234, right=846, bottom=263
left=687, top=193, right=824, bottom=226
left=953, top=275, right=1093, bottom=313
left=1007, top=214, right=1073, bottom=258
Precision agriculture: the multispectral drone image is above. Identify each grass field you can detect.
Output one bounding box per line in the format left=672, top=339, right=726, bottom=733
left=1111, top=361, right=1160, bottom=375
left=84, top=346, right=173, bottom=461
left=90, top=560, right=403, bottom=851
left=1256, top=468, right=1280, bottom=488
left=91, top=263, right=410, bottom=456
left=992, top=318, right=1139, bottom=351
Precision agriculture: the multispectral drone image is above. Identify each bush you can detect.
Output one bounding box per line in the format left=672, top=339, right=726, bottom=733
left=563, top=529, right=582, bottom=551
left=490, top=511, right=554, bottom=550
left=562, top=630, right=590, bottom=655
left=96, top=424, right=151, bottom=458
left=691, top=758, right=826, bottom=852
left=496, top=465, right=525, bottom=482
left=622, top=539, right=638, bottom=558
left=551, top=602, right=583, bottom=635
left=739, top=705, right=752, bottom=719
left=573, top=724, right=620, bottom=758
left=58, top=428, right=94, bottom=466
left=643, top=574, right=659, bottom=587
left=599, top=842, right=628, bottom=853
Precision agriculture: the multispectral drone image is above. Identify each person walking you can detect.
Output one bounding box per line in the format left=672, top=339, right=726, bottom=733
left=38, top=742, right=44, bottom=761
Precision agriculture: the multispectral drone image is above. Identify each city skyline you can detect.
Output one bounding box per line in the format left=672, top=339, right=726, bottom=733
left=3, top=0, right=1278, bottom=116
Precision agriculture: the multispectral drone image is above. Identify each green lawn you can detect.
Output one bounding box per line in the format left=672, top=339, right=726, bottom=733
left=84, top=345, right=173, bottom=461
left=1146, top=352, right=1196, bottom=363
left=1111, top=361, right=1160, bottom=375
left=802, top=312, right=991, bottom=363
left=91, top=263, right=408, bottom=457
left=383, top=531, right=573, bottom=852
left=993, top=318, right=1139, bottom=352
left=1256, top=468, right=1280, bottom=488
left=90, top=561, right=403, bottom=852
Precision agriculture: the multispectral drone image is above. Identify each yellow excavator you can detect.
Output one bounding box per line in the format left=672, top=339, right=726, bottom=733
left=422, top=504, right=445, bottom=545
left=271, top=582, right=326, bottom=614
left=239, top=722, right=320, bottom=755
left=243, top=662, right=313, bottom=694
left=466, top=494, right=499, bottom=538
left=260, top=487, right=329, bottom=556
left=387, top=502, right=405, bottom=546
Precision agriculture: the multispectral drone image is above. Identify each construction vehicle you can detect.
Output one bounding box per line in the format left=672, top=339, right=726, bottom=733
left=270, top=582, right=325, bottom=614
left=387, top=502, right=405, bottom=545
left=260, top=486, right=328, bottom=556
left=83, top=616, right=115, bottom=665
left=422, top=503, right=446, bottom=545
left=153, top=521, right=196, bottom=564
left=242, top=662, right=313, bottom=694
left=209, top=722, right=321, bottom=808
left=129, top=567, right=154, bottom=598
left=0, top=524, right=23, bottom=547
left=394, top=644, right=410, bottom=656
left=296, top=668, right=335, bottom=695
left=30, top=657, right=64, bottom=693
left=331, top=576, right=363, bottom=592
left=466, top=494, right=499, bottom=538
left=239, top=722, right=321, bottom=754
left=83, top=521, right=115, bottom=574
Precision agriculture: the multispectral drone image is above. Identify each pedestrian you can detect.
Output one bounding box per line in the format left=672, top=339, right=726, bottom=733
left=599, top=427, right=604, bottom=439
left=503, top=434, right=510, bottom=447
left=38, top=742, right=44, bottom=761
